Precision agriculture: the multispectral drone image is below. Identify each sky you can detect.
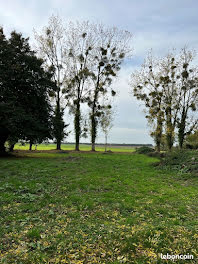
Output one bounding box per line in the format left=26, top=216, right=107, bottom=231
left=1, top=0, right=198, bottom=144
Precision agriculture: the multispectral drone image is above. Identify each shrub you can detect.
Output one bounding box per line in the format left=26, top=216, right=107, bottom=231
left=185, top=143, right=198, bottom=150
left=159, top=150, right=198, bottom=175
left=147, top=152, right=165, bottom=158
left=136, top=146, right=155, bottom=154
left=185, top=131, right=198, bottom=149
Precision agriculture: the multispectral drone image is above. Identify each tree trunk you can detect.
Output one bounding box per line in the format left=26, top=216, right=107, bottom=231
left=0, top=131, right=8, bottom=156
left=156, top=142, right=160, bottom=152
left=178, top=110, right=186, bottom=149
left=56, top=140, right=61, bottom=150
left=9, top=143, right=15, bottom=152
left=155, top=115, right=163, bottom=152
left=0, top=140, right=6, bottom=155
left=166, top=108, right=174, bottom=151
left=91, top=89, right=99, bottom=152
left=91, top=142, right=95, bottom=151
left=166, top=133, right=174, bottom=151
left=56, top=141, right=61, bottom=150
left=91, top=114, right=96, bottom=151
left=166, top=130, right=174, bottom=151
left=56, top=90, right=61, bottom=150
left=105, top=133, right=107, bottom=152
left=178, top=125, right=185, bottom=149
left=29, top=141, right=33, bottom=151
left=75, top=101, right=80, bottom=151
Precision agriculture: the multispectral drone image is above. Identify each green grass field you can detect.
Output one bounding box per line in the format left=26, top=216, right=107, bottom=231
left=0, top=151, right=198, bottom=263
left=14, top=143, right=136, bottom=153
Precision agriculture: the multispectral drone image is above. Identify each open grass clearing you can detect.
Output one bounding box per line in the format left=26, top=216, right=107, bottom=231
left=0, top=151, right=197, bottom=263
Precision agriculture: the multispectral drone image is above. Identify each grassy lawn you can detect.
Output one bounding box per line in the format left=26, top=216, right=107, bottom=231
left=14, top=143, right=136, bottom=153
left=0, top=151, right=197, bottom=263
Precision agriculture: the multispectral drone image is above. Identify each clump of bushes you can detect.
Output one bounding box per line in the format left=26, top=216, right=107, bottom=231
left=160, top=150, right=198, bottom=175
left=185, top=131, right=198, bottom=149
left=185, top=143, right=198, bottom=150
left=136, top=146, right=155, bottom=154
left=136, top=146, right=164, bottom=159
left=162, top=150, right=187, bottom=166
left=147, top=151, right=165, bottom=158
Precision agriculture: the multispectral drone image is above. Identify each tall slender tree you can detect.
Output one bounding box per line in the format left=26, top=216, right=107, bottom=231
left=131, top=52, right=165, bottom=152
left=158, top=48, right=198, bottom=149
left=158, top=54, right=179, bottom=150
left=100, top=105, right=115, bottom=152
left=87, top=25, right=132, bottom=151
left=64, top=21, right=96, bottom=151
left=176, top=48, right=198, bottom=148
left=34, top=15, right=68, bottom=150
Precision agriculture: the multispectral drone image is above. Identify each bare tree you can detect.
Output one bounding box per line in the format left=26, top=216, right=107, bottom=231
left=131, top=48, right=198, bottom=151
left=158, top=52, right=180, bottom=150
left=64, top=21, right=96, bottom=151
left=87, top=24, right=132, bottom=151
left=64, top=22, right=132, bottom=151
left=100, top=105, right=115, bottom=152
left=176, top=48, right=198, bottom=148
left=34, top=15, right=68, bottom=150
left=158, top=48, right=198, bottom=149
left=131, top=51, right=165, bottom=152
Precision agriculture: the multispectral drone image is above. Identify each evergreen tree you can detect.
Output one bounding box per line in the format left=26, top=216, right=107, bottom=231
left=0, top=28, right=55, bottom=155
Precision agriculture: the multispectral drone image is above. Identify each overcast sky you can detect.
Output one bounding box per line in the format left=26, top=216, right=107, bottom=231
left=1, top=0, right=198, bottom=144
